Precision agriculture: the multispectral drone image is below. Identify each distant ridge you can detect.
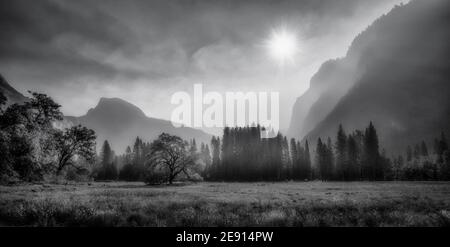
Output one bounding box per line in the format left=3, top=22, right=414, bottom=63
left=66, top=97, right=212, bottom=153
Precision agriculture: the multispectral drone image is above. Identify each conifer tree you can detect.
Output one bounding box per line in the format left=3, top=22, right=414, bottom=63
left=124, top=146, right=132, bottom=164
left=281, top=136, right=290, bottom=180
left=101, top=140, right=113, bottom=166
left=210, top=136, right=221, bottom=180
left=406, top=145, right=413, bottom=162
left=363, top=122, right=381, bottom=180
left=347, top=134, right=359, bottom=180
left=96, top=140, right=117, bottom=180
left=304, top=140, right=311, bottom=180
left=335, top=124, right=347, bottom=180
left=437, top=132, right=448, bottom=164
left=290, top=138, right=298, bottom=179
left=316, top=138, right=327, bottom=181
left=413, top=144, right=421, bottom=160
left=326, top=137, right=335, bottom=180
left=420, top=141, right=429, bottom=157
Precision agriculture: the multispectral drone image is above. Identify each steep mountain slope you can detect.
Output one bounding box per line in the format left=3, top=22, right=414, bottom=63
left=66, top=98, right=212, bottom=153
left=0, top=73, right=27, bottom=105
left=301, top=0, right=450, bottom=154
left=288, top=57, right=360, bottom=138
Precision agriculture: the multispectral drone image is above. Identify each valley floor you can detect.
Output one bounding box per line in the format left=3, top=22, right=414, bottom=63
left=1, top=181, right=450, bottom=226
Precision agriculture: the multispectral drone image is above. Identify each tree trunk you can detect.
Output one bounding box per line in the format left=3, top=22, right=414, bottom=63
left=56, top=165, right=64, bottom=175
left=57, top=156, right=69, bottom=175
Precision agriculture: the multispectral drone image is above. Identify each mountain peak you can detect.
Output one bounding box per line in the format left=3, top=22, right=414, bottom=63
left=69, top=96, right=211, bottom=153
left=86, top=97, right=147, bottom=120
left=99, top=97, right=122, bottom=102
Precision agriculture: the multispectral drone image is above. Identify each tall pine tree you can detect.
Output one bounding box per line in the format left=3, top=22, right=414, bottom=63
left=335, top=124, right=347, bottom=181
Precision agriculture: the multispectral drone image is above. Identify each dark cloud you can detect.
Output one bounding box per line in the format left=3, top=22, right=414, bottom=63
left=0, top=0, right=402, bottom=79
left=0, top=0, right=135, bottom=81
left=0, top=0, right=405, bottom=124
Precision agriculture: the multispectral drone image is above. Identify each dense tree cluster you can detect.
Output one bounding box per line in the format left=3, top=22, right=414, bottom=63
left=202, top=123, right=450, bottom=182
left=0, top=92, right=96, bottom=182
left=315, top=123, right=391, bottom=181
left=96, top=135, right=202, bottom=184
left=93, top=123, right=450, bottom=183
left=118, top=137, right=148, bottom=181
left=91, top=137, right=149, bottom=182
left=392, top=132, right=450, bottom=180
left=206, top=126, right=283, bottom=181
left=205, top=126, right=311, bottom=181
left=93, top=140, right=118, bottom=180
left=205, top=125, right=373, bottom=182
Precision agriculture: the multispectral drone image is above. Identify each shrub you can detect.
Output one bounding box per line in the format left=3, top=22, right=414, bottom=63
left=66, top=167, right=91, bottom=182
left=144, top=168, right=167, bottom=185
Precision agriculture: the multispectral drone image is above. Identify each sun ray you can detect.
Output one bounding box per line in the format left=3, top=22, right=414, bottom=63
left=265, top=27, right=299, bottom=66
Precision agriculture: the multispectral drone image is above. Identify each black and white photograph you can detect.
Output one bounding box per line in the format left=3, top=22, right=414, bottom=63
left=0, top=0, right=450, bottom=235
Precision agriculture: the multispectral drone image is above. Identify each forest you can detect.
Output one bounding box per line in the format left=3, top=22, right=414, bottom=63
left=112, top=124, right=449, bottom=183
left=1, top=91, right=449, bottom=184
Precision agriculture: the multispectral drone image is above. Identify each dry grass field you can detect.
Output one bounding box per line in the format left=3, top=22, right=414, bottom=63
left=1, top=181, right=450, bottom=227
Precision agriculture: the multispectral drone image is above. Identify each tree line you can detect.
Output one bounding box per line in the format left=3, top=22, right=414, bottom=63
left=0, top=91, right=204, bottom=184
left=204, top=123, right=388, bottom=181
left=91, top=122, right=450, bottom=184
left=203, top=123, right=449, bottom=182
left=205, top=126, right=308, bottom=181
left=314, top=123, right=391, bottom=181
left=93, top=134, right=206, bottom=184
left=2, top=90, right=449, bottom=184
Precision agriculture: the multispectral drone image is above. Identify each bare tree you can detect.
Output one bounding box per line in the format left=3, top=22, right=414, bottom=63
left=146, top=133, right=197, bottom=184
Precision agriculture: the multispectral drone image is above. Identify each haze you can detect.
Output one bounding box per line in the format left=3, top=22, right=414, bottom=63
left=0, top=0, right=407, bottom=133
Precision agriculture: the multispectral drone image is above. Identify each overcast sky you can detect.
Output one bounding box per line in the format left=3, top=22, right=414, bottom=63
left=0, top=0, right=407, bottom=131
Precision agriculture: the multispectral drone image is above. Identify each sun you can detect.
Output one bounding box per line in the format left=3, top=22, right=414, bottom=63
left=265, top=28, right=299, bottom=65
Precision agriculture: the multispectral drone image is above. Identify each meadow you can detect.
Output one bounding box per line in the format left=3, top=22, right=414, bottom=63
left=1, top=181, right=450, bottom=227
